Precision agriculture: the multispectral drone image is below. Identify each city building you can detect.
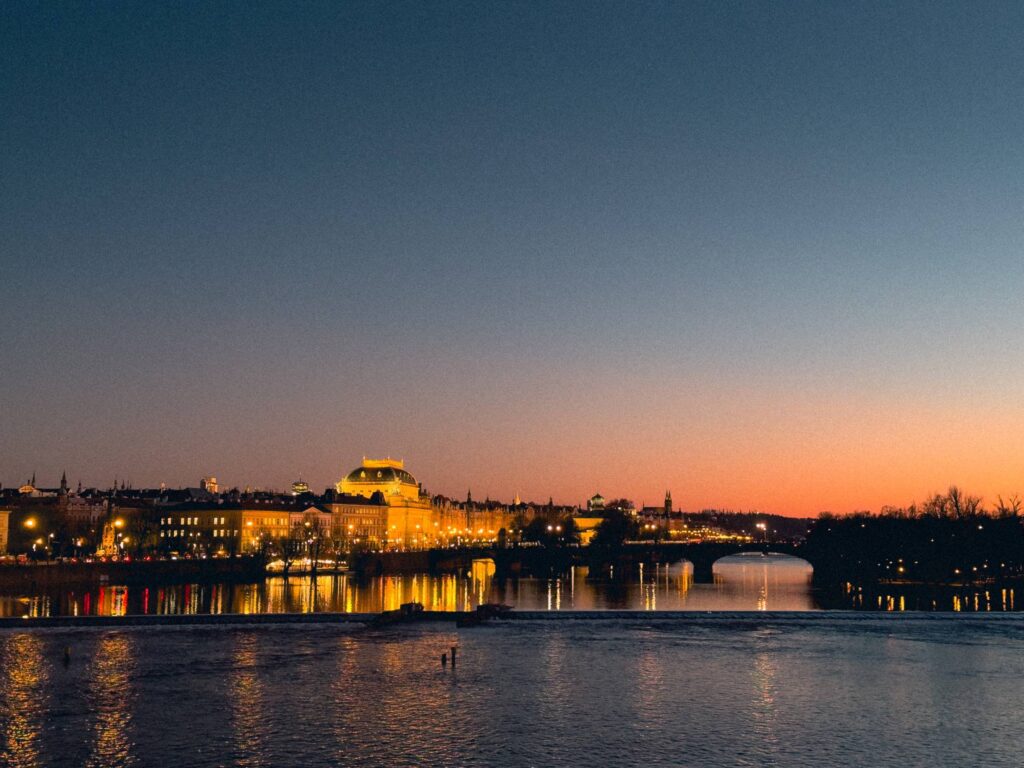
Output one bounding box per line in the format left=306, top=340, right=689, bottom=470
left=337, top=458, right=433, bottom=548
left=327, top=494, right=389, bottom=548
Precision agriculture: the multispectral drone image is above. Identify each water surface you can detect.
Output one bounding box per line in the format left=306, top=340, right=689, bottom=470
left=0, top=555, right=814, bottom=617
left=0, top=554, right=1018, bottom=616
left=0, top=615, right=1021, bottom=767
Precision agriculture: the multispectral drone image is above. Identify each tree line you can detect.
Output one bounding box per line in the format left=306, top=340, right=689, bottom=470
left=805, top=486, right=1024, bottom=584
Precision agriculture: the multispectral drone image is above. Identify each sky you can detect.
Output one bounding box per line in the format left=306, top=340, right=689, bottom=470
left=2, top=2, right=1024, bottom=516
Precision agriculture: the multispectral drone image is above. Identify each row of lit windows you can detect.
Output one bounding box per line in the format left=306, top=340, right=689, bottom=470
left=246, top=516, right=289, bottom=526
left=160, top=516, right=230, bottom=526
left=161, top=529, right=239, bottom=538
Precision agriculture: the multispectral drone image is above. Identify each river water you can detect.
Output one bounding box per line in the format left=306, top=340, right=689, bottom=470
left=1, top=554, right=1018, bottom=617
left=1, top=614, right=1022, bottom=767
left=3, top=557, right=1022, bottom=766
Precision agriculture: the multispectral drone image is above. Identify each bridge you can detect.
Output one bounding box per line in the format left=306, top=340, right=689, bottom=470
left=610, top=541, right=809, bottom=582
left=352, top=541, right=814, bottom=583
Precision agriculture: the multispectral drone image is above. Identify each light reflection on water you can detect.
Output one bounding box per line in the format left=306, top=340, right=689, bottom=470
left=0, top=633, right=48, bottom=768
left=1, top=555, right=1020, bottom=616
left=0, top=555, right=812, bottom=617
left=85, top=634, right=135, bottom=768
left=1, top=617, right=1023, bottom=767
left=230, top=633, right=265, bottom=768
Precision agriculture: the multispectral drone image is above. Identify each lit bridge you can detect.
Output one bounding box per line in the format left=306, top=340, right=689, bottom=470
left=352, top=541, right=814, bottom=583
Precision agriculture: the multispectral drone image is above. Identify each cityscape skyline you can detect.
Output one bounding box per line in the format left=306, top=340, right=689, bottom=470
left=4, top=3, right=1024, bottom=517
left=3, top=458, right=1017, bottom=518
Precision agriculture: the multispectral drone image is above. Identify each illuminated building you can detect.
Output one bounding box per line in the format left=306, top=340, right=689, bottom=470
left=431, top=494, right=523, bottom=546
left=200, top=476, right=219, bottom=493
left=291, top=478, right=311, bottom=495
left=573, top=515, right=605, bottom=545
left=327, top=495, right=389, bottom=548
left=0, top=509, right=9, bottom=554
left=154, top=497, right=389, bottom=555
left=18, top=472, right=37, bottom=496
left=337, top=458, right=425, bottom=506
left=337, top=458, right=433, bottom=549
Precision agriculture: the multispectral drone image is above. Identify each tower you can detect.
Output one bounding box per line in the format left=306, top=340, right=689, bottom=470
left=664, top=490, right=672, bottom=518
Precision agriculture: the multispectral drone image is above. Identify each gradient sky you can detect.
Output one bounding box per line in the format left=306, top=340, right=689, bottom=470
left=3, top=2, right=1024, bottom=515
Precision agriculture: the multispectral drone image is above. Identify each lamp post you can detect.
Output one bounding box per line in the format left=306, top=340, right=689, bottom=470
left=756, top=522, right=767, bottom=544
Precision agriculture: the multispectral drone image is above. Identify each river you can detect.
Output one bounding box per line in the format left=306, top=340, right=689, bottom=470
left=1, top=614, right=1022, bottom=767
left=4, top=552, right=1019, bottom=618
left=1, top=554, right=1018, bottom=617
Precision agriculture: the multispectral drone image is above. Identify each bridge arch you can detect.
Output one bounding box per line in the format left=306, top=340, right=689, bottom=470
left=707, top=550, right=814, bottom=584
left=625, top=541, right=814, bottom=583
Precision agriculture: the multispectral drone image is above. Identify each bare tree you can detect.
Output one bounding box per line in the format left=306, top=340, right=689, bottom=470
left=994, top=495, right=1022, bottom=518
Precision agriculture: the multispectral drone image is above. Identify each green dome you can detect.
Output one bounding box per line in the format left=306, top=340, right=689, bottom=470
left=345, top=465, right=417, bottom=486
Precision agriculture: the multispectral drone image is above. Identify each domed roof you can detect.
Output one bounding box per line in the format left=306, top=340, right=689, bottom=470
left=345, top=465, right=417, bottom=486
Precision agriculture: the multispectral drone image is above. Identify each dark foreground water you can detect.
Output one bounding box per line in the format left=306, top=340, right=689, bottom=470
left=1, top=614, right=1022, bottom=767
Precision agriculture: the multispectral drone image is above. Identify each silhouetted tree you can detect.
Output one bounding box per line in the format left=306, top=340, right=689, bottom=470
left=590, top=509, right=639, bottom=551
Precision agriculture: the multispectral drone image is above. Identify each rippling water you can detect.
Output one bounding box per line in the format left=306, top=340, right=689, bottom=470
left=1, top=615, right=1022, bottom=767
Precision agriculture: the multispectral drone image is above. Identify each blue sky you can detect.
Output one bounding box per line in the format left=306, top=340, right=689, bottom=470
left=3, top=2, right=1023, bottom=513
